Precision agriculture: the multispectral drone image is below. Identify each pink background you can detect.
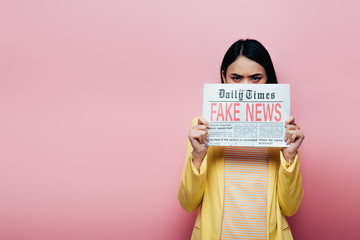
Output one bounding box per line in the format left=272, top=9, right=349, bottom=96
left=1, top=0, right=359, bottom=239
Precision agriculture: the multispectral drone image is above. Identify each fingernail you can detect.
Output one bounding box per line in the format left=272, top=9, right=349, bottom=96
left=286, top=140, right=291, bottom=145
left=207, top=125, right=210, bottom=129
left=284, top=137, right=287, bottom=142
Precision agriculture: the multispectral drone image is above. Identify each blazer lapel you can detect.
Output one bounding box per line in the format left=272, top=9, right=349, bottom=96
left=267, top=147, right=277, bottom=210
left=267, top=147, right=279, bottom=239
left=214, top=146, right=225, bottom=211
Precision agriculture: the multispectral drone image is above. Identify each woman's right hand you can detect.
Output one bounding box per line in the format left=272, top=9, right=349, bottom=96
left=188, top=117, right=210, bottom=171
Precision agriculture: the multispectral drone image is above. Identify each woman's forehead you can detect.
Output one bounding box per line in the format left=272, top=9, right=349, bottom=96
left=228, top=56, right=266, bottom=75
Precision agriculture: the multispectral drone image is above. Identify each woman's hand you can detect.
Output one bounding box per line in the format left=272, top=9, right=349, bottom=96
left=188, top=117, right=210, bottom=171
left=281, top=116, right=305, bottom=163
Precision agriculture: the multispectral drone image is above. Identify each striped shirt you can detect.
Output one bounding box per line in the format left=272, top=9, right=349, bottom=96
left=220, top=147, right=269, bottom=240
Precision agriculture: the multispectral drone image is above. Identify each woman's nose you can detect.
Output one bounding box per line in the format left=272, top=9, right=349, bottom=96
left=243, top=79, right=252, bottom=84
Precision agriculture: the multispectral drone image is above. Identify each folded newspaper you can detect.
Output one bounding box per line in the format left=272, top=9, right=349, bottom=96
left=202, top=84, right=290, bottom=147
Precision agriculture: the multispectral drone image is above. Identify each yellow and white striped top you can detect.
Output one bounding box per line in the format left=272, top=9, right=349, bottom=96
left=220, top=147, right=269, bottom=240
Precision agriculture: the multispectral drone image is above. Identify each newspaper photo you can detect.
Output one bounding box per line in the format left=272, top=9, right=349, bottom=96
left=203, top=84, right=290, bottom=147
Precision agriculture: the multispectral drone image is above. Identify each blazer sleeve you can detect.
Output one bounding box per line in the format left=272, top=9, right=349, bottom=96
left=177, top=118, right=208, bottom=212
left=277, top=150, right=304, bottom=217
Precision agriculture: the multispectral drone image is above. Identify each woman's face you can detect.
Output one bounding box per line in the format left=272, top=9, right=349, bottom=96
left=222, top=55, right=267, bottom=84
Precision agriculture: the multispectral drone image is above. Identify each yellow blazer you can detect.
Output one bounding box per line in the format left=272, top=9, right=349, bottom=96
left=178, top=118, right=304, bottom=240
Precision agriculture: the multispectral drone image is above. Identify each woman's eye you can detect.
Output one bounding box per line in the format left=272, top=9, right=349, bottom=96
left=251, top=77, right=261, bottom=81
left=232, top=76, right=241, bottom=81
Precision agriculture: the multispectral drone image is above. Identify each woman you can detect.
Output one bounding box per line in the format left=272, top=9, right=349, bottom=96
left=177, top=39, right=304, bottom=240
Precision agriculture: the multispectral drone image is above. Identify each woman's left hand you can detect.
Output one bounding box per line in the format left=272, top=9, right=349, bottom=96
left=281, top=116, right=305, bottom=162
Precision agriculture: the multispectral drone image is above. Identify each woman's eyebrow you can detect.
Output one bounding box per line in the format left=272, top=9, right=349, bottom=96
left=231, top=73, right=263, bottom=77
left=249, top=73, right=263, bottom=77
left=230, top=73, right=243, bottom=77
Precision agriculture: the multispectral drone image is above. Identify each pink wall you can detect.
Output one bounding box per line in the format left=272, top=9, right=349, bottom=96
left=1, top=0, right=359, bottom=239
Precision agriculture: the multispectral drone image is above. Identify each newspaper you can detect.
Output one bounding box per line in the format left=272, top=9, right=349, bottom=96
left=202, top=84, right=290, bottom=147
